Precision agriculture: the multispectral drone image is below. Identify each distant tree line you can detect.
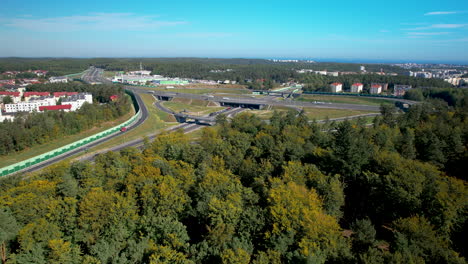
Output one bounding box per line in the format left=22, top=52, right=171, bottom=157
left=0, top=58, right=423, bottom=84
left=300, top=74, right=453, bottom=93
left=0, top=91, right=466, bottom=263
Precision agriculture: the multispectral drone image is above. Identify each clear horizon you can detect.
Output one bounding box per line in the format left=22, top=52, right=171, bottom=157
left=1, top=0, right=467, bottom=62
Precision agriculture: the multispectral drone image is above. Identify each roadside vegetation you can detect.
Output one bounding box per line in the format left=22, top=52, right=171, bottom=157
left=0, top=92, right=466, bottom=263
left=0, top=84, right=130, bottom=157
left=71, top=93, right=177, bottom=159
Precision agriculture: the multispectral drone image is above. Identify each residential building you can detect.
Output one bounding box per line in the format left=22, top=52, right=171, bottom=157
left=0, top=91, right=21, bottom=103
left=24, top=92, right=50, bottom=101
left=370, top=84, right=382, bottom=94
left=5, top=98, right=55, bottom=113
left=49, top=76, right=68, bottom=83
left=314, top=71, right=327, bottom=75
left=327, top=72, right=339, bottom=77
left=393, top=85, right=412, bottom=96
left=33, top=70, right=48, bottom=76
left=53, top=92, right=78, bottom=102
left=351, top=83, right=364, bottom=93
left=0, top=111, right=15, bottom=122
left=445, top=78, right=462, bottom=86
left=330, top=82, right=343, bottom=93
left=61, top=93, right=93, bottom=111
left=372, top=83, right=389, bottom=91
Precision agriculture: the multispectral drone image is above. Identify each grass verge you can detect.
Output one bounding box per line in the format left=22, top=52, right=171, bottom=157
left=296, top=95, right=393, bottom=106
left=0, top=109, right=135, bottom=168
left=68, top=93, right=178, bottom=158
left=162, top=98, right=224, bottom=116
left=246, top=106, right=377, bottom=121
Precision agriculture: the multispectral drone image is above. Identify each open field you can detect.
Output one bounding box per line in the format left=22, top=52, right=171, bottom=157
left=103, top=71, right=119, bottom=78
left=246, top=106, right=378, bottom=121
left=296, top=94, right=394, bottom=106
left=162, top=98, right=225, bottom=116
left=0, top=108, right=135, bottom=168
left=301, top=108, right=377, bottom=120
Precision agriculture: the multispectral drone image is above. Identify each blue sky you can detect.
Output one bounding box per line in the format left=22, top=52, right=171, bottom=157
left=0, top=0, right=467, bottom=63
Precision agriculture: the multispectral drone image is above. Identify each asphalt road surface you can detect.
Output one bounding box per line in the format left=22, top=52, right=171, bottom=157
left=139, top=88, right=384, bottom=112
left=9, top=72, right=148, bottom=176
left=78, top=107, right=246, bottom=161
left=82, top=67, right=112, bottom=84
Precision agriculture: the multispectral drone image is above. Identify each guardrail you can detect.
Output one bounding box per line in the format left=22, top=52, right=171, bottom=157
left=0, top=91, right=142, bottom=177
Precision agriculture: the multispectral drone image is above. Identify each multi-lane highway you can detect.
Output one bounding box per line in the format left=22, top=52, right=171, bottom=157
left=143, top=89, right=383, bottom=112
left=14, top=67, right=408, bottom=174
left=77, top=107, right=246, bottom=161
left=82, top=66, right=112, bottom=84
left=20, top=89, right=149, bottom=174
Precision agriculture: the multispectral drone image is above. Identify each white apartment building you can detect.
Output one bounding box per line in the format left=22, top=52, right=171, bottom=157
left=5, top=98, right=56, bottom=113
left=0, top=111, right=15, bottom=122
left=330, top=82, right=343, bottom=93
left=351, top=83, right=364, bottom=93
left=61, top=93, right=93, bottom=111
left=49, top=76, right=68, bottom=83
left=370, top=84, right=382, bottom=94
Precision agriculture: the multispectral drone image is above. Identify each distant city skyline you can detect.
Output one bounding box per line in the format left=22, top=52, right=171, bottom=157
left=0, top=0, right=467, bottom=63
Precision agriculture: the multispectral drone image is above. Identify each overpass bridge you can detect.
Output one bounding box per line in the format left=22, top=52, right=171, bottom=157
left=151, top=90, right=268, bottom=110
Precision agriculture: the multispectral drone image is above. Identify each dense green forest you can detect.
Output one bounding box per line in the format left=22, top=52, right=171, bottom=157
left=0, top=58, right=457, bottom=91
left=0, top=91, right=466, bottom=263
left=0, top=83, right=130, bottom=155
left=0, top=58, right=411, bottom=82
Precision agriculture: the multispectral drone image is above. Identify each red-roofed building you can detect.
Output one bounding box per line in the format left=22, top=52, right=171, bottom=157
left=39, top=104, right=72, bottom=112
left=33, top=70, right=48, bottom=76
left=2, top=71, right=20, bottom=76
left=24, top=92, right=51, bottom=101
left=0, top=91, right=21, bottom=97
left=351, top=83, right=364, bottom=93
left=330, top=82, right=343, bottom=93
left=110, top=95, right=119, bottom=101
left=370, top=84, right=382, bottom=94
left=0, top=91, right=22, bottom=103
left=53, top=92, right=78, bottom=97
left=0, top=80, right=16, bottom=85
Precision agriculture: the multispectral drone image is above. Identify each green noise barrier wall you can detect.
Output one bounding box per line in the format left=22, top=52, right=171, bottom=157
left=0, top=91, right=142, bottom=177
